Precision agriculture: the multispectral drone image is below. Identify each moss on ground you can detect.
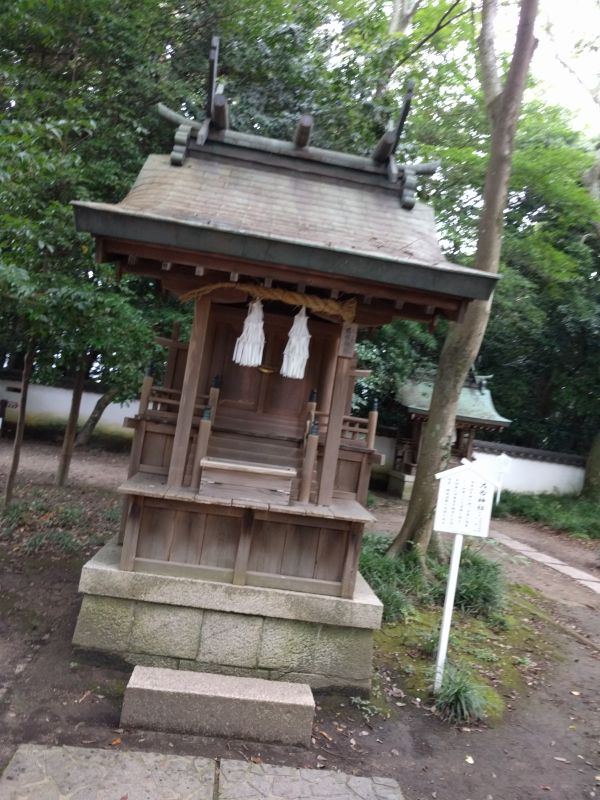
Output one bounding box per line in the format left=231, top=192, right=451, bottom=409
left=373, top=584, right=555, bottom=725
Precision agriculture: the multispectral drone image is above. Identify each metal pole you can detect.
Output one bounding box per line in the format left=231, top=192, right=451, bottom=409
left=434, top=533, right=464, bottom=693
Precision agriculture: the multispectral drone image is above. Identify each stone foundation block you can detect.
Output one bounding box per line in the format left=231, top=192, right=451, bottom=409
left=313, top=626, right=373, bottom=682
left=121, top=666, right=315, bottom=746
left=198, top=610, right=263, bottom=667
left=130, top=604, right=203, bottom=659
left=258, top=619, right=319, bottom=671
left=72, top=596, right=134, bottom=651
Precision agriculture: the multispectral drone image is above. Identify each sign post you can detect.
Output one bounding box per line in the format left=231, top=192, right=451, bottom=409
left=432, top=459, right=499, bottom=693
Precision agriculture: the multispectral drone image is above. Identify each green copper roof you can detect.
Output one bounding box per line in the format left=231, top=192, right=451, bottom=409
left=397, top=379, right=511, bottom=428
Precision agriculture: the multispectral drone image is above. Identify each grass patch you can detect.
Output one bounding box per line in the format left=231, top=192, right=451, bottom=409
left=494, top=491, right=600, bottom=540
left=0, top=484, right=120, bottom=558
left=435, top=663, right=492, bottom=724
left=359, top=534, right=505, bottom=621
left=363, top=534, right=552, bottom=724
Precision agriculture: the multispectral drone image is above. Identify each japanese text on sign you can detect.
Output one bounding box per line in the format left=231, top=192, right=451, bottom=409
left=433, top=472, right=495, bottom=538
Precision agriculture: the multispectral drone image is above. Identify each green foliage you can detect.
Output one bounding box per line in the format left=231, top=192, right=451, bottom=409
left=349, top=696, right=380, bottom=723
left=25, top=529, right=82, bottom=554
left=432, top=548, right=505, bottom=617
left=2, top=0, right=598, bottom=461
left=494, top=491, right=600, bottom=540
left=359, top=535, right=504, bottom=621
left=354, top=321, right=437, bottom=424
left=359, top=535, right=429, bottom=620
left=434, top=663, right=490, bottom=724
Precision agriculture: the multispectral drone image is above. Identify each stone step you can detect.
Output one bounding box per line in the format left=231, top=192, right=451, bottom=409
left=120, top=666, right=315, bottom=746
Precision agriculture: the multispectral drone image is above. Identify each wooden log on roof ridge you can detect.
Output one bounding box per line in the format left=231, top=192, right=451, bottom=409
left=372, top=129, right=396, bottom=164
left=293, top=114, right=313, bottom=148
left=205, top=35, right=220, bottom=117
left=212, top=94, right=229, bottom=130
left=392, top=78, right=416, bottom=152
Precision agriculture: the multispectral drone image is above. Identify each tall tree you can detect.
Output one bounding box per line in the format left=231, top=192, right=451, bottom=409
left=387, top=0, right=539, bottom=557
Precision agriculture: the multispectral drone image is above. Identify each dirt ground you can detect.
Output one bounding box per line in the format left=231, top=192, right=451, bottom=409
left=1, top=440, right=600, bottom=800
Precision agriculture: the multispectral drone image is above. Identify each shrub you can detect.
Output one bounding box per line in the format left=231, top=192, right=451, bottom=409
left=494, top=491, right=600, bottom=540
left=360, top=537, right=504, bottom=620
left=435, top=663, right=489, bottom=724
left=429, top=547, right=504, bottom=617
left=359, top=535, right=416, bottom=621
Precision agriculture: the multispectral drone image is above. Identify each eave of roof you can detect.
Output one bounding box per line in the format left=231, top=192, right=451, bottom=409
left=398, top=380, right=511, bottom=427
left=73, top=199, right=497, bottom=301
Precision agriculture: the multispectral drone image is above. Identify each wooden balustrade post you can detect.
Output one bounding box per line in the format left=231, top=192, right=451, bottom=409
left=299, top=426, right=319, bottom=503
left=304, top=389, right=317, bottom=436
left=139, top=375, right=154, bottom=415
left=208, top=384, right=220, bottom=413
left=168, top=297, right=211, bottom=487
left=367, top=403, right=379, bottom=450
left=191, top=409, right=212, bottom=488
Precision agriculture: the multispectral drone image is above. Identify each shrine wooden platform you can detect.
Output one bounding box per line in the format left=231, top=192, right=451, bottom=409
left=118, top=472, right=373, bottom=599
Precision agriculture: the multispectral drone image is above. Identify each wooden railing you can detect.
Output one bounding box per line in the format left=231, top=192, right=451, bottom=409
left=138, top=378, right=209, bottom=424
left=311, top=410, right=378, bottom=449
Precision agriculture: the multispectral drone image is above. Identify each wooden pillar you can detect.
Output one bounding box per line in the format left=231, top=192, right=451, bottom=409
left=299, top=429, right=319, bottom=503
left=168, top=297, right=211, bottom=487
left=340, top=522, right=363, bottom=598
left=318, top=324, right=357, bottom=506
left=320, top=336, right=339, bottom=415
left=164, top=321, right=181, bottom=389
left=318, top=362, right=353, bottom=506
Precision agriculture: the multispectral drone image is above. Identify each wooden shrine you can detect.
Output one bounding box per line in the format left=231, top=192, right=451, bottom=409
left=394, top=370, right=511, bottom=480
left=71, top=39, right=498, bottom=687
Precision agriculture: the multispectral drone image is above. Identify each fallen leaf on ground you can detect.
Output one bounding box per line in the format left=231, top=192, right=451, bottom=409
left=110, top=737, right=121, bottom=747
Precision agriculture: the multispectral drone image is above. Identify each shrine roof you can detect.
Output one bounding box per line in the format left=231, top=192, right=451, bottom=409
left=73, top=136, right=497, bottom=302
left=397, top=378, right=511, bottom=429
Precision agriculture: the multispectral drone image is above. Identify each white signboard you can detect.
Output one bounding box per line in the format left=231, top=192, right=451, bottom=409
left=433, top=467, right=495, bottom=538
left=432, top=461, right=500, bottom=693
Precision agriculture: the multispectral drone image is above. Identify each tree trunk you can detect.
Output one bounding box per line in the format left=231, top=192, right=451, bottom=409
left=582, top=429, right=600, bottom=501
left=387, top=0, right=538, bottom=558
left=3, top=346, right=34, bottom=508
left=56, top=357, right=89, bottom=487
left=75, top=387, right=118, bottom=447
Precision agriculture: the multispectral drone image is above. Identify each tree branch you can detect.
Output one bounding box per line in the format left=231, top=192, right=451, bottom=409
left=554, top=52, right=600, bottom=110
left=389, top=0, right=424, bottom=35
left=478, top=0, right=502, bottom=115
left=389, top=3, right=471, bottom=76
left=498, top=0, right=538, bottom=133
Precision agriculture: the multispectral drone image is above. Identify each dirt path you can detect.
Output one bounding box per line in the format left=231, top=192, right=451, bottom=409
left=0, top=439, right=128, bottom=490
left=1, top=444, right=600, bottom=799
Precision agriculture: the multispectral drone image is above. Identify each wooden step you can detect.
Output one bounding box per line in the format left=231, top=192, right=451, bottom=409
left=209, top=432, right=302, bottom=458
left=200, top=457, right=296, bottom=504
left=213, top=411, right=304, bottom=441
left=208, top=447, right=302, bottom=470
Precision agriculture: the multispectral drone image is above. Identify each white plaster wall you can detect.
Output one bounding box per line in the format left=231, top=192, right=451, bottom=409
left=374, top=435, right=395, bottom=470
left=370, top=434, right=584, bottom=496
left=0, top=380, right=137, bottom=437
left=473, top=450, right=584, bottom=495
